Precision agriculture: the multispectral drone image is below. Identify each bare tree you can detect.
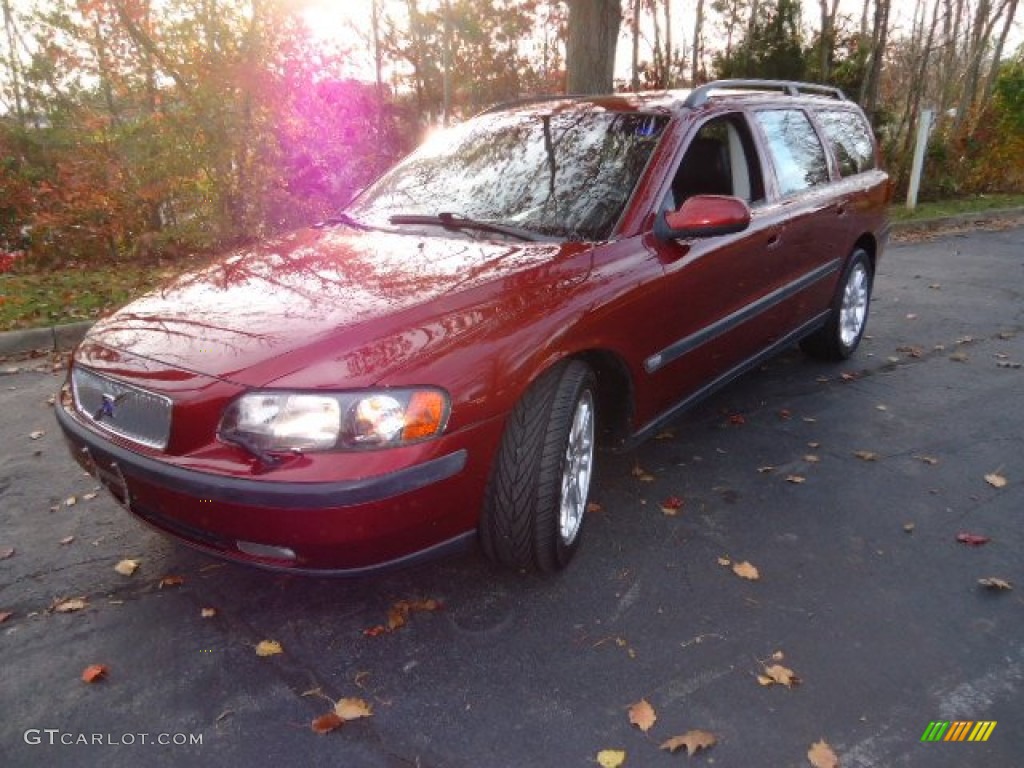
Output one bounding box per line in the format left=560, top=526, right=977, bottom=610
left=566, top=0, right=622, bottom=93
left=860, top=0, right=891, bottom=119
left=692, top=0, right=706, bottom=84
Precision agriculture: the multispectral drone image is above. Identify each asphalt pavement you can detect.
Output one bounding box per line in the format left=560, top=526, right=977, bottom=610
left=1, top=223, right=1022, bottom=767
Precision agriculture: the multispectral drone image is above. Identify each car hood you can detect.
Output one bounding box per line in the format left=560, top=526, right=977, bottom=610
left=83, top=225, right=576, bottom=388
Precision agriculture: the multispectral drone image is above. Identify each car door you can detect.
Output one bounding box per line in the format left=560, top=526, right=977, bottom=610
left=749, top=107, right=844, bottom=331
left=635, top=111, right=797, bottom=429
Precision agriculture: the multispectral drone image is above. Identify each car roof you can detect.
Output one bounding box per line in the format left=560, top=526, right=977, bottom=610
left=483, top=80, right=853, bottom=118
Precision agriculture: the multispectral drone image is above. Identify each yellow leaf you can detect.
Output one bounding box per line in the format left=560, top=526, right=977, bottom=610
left=114, top=559, right=139, bottom=576
left=732, top=561, right=760, bottom=581
left=627, top=699, right=656, bottom=733
left=807, top=739, right=839, bottom=768
left=760, top=663, right=800, bottom=687
left=786, top=475, right=806, bottom=484
left=200, top=607, right=217, bottom=618
left=717, top=556, right=731, bottom=566
left=853, top=450, right=878, bottom=461
left=660, top=729, right=718, bottom=756
left=804, top=454, right=821, bottom=463
left=255, top=640, right=283, bottom=657
left=335, top=697, right=373, bottom=721
left=985, top=472, right=1007, bottom=489
left=158, top=575, right=185, bottom=588
left=53, top=597, right=87, bottom=613
left=596, top=749, right=626, bottom=768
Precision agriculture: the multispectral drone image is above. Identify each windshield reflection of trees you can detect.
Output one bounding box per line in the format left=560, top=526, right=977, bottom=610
left=349, top=111, right=667, bottom=241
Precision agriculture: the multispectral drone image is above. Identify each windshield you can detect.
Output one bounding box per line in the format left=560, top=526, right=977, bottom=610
left=347, top=110, right=668, bottom=241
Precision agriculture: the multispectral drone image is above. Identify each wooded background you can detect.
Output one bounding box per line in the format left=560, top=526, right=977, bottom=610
left=1, top=0, right=1021, bottom=265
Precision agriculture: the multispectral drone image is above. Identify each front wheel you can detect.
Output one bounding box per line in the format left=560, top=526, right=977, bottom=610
left=801, top=249, right=873, bottom=361
left=480, top=360, right=597, bottom=573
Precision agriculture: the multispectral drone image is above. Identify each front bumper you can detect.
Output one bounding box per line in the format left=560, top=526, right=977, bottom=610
left=55, top=400, right=496, bottom=573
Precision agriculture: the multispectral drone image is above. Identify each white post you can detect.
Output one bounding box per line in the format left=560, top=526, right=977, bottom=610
left=906, top=108, right=935, bottom=211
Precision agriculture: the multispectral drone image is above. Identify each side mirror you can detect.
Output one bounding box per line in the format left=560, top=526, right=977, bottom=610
left=654, top=195, right=752, bottom=241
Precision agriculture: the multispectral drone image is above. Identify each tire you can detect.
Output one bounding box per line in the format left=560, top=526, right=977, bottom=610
left=800, top=248, right=873, bottom=361
left=479, top=360, right=597, bottom=573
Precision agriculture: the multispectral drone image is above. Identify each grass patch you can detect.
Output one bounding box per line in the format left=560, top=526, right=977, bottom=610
left=0, top=256, right=212, bottom=332
left=889, top=193, right=1024, bottom=222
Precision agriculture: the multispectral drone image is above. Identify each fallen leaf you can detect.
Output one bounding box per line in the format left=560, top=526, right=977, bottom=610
left=840, top=371, right=860, bottom=381
left=729, top=413, right=746, bottom=425
left=779, top=409, right=792, bottom=419
left=631, top=463, right=655, bottom=482
left=786, top=475, right=806, bottom=484
left=627, top=699, right=657, bottom=733
left=978, top=577, right=1012, bottom=590
left=29, top=430, right=45, bottom=440
left=158, top=575, right=185, bottom=588
left=804, top=454, right=821, bottom=463
left=807, top=441, right=820, bottom=448
left=654, top=429, right=675, bottom=440
left=200, top=607, right=217, bottom=618
left=903, top=523, right=915, bottom=533
left=59, top=536, right=75, bottom=546
left=82, top=492, right=98, bottom=501
left=65, top=496, right=77, bottom=506
left=985, top=472, right=1007, bottom=489
left=660, top=729, right=718, bottom=756
left=311, top=713, right=343, bottom=734
left=876, top=404, right=888, bottom=411
left=807, top=739, right=840, bottom=768
left=757, top=466, right=775, bottom=473
left=596, top=749, right=626, bottom=768
left=732, top=561, right=760, bottom=581
left=587, top=502, right=603, bottom=513
left=853, top=450, right=879, bottom=461
left=0, top=611, right=12, bottom=623
left=53, top=597, right=87, bottom=613
left=114, top=559, right=140, bottom=576
left=957, top=532, right=990, bottom=546
left=949, top=351, right=969, bottom=363
left=758, top=663, right=801, bottom=687
left=334, top=697, right=373, bottom=721
left=660, top=496, right=685, bottom=516
left=255, top=640, right=283, bottom=657
left=717, top=557, right=731, bottom=566
left=81, top=664, right=108, bottom=683
left=914, top=455, right=939, bottom=465
left=0, top=547, right=14, bottom=560
left=366, top=598, right=443, bottom=636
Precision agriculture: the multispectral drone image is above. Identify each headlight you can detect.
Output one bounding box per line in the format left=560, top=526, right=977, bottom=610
left=218, top=389, right=450, bottom=454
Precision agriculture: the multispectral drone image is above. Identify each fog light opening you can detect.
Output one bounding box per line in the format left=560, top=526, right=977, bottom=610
left=235, top=540, right=297, bottom=561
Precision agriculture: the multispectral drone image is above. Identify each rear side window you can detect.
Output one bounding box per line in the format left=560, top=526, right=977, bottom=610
left=816, top=110, right=876, bottom=176
left=754, top=110, right=829, bottom=196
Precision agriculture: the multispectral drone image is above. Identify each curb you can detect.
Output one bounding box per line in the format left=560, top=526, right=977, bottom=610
left=0, top=320, right=93, bottom=357
left=1, top=208, right=1022, bottom=358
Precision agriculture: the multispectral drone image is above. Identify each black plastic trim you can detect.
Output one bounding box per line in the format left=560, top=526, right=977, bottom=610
left=56, top=403, right=467, bottom=510
left=644, top=258, right=840, bottom=374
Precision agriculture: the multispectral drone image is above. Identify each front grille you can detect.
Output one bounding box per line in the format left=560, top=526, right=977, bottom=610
left=71, top=366, right=173, bottom=450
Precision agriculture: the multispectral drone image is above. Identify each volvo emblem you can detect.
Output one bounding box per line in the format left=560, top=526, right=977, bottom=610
left=95, top=392, right=128, bottom=422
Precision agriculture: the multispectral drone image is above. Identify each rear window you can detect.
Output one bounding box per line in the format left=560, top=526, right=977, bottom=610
left=816, top=110, right=876, bottom=176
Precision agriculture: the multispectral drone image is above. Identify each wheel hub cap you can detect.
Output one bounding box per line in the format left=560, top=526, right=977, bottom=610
left=559, top=390, right=595, bottom=545
left=840, top=264, right=869, bottom=347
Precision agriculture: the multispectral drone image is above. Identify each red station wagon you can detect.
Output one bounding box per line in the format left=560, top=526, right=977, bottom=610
left=56, top=80, right=890, bottom=574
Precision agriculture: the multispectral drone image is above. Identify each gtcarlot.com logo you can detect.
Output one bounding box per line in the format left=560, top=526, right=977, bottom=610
left=24, top=729, right=203, bottom=746
left=920, top=721, right=997, bottom=742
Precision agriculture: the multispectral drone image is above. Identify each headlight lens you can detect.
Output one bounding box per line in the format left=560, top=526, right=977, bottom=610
left=219, top=389, right=449, bottom=453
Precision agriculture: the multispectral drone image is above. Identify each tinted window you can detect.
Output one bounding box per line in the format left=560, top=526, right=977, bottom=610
left=754, top=110, right=829, bottom=196
left=348, top=111, right=668, bottom=241
left=817, top=110, right=876, bottom=176
left=664, top=114, right=764, bottom=210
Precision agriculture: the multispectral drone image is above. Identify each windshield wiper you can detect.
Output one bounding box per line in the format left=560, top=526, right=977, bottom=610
left=388, top=212, right=543, bottom=242
left=313, top=212, right=374, bottom=231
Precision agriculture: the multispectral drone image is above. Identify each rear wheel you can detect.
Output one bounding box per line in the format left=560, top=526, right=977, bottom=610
left=480, top=360, right=596, bottom=572
left=801, top=248, right=873, bottom=361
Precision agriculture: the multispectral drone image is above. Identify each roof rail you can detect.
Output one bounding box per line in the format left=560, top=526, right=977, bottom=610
left=477, top=94, right=577, bottom=116
left=683, top=79, right=847, bottom=109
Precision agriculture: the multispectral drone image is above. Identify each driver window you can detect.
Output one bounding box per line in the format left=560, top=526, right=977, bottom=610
left=662, top=115, right=764, bottom=212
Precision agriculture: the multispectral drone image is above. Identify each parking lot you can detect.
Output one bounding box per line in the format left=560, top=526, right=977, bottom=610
left=2, top=223, right=1022, bottom=767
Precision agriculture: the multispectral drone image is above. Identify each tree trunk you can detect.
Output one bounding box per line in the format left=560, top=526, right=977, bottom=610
left=663, top=0, right=672, bottom=86
left=860, top=0, right=890, bottom=119
left=1, top=0, right=24, bottom=125
left=691, top=0, right=704, bottom=85
left=631, top=0, right=640, bottom=90
left=566, top=0, right=622, bottom=94
left=982, top=0, right=1018, bottom=101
